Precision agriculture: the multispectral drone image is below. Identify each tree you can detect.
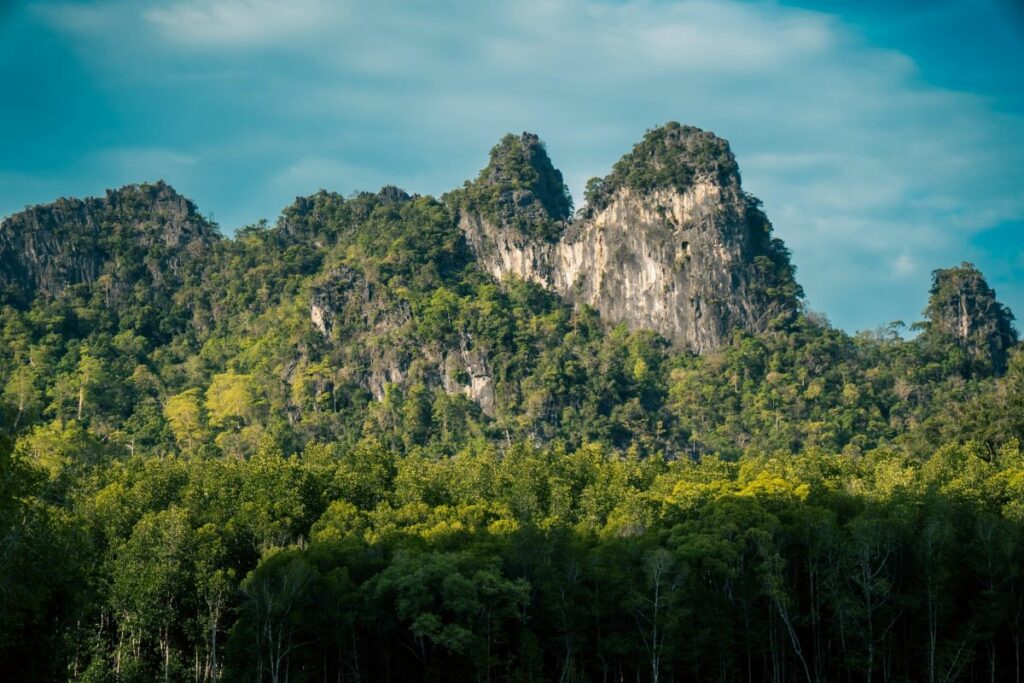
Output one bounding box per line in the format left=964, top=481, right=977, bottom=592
left=110, top=507, right=193, bottom=682
left=633, top=547, right=684, bottom=683
left=2, top=365, right=40, bottom=430
left=164, top=388, right=208, bottom=451
left=193, top=523, right=235, bottom=683
left=76, top=351, right=107, bottom=421
left=13, top=419, right=104, bottom=480
left=237, top=550, right=316, bottom=683
left=205, top=372, right=255, bottom=429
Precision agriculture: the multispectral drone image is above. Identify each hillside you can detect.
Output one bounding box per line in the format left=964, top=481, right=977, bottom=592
left=450, top=124, right=801, bottom=353
left=1, top=126, right=1022, bottom=682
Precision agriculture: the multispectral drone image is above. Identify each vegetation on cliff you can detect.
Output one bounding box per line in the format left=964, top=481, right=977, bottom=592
left=583, top=122, right=739, bottom=214
left=446, top=132, right=572, bottom=241
left=454, top=125, right=803, bottom=353
left=0, top=128, right=1021, bottom=681
left=919, top=262, right=1018, bottom=376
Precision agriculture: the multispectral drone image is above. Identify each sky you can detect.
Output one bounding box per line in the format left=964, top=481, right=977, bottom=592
left=1, top=0, right=1023, bottom=333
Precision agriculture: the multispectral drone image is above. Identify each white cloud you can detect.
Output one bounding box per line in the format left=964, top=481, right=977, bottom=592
left=143, top=0, right=343, bottom=47
left=892, top=254, right=917, bottom=276
left=270, top=156, right=387, bottom=197
left=30, top=1, right=120, bottom=33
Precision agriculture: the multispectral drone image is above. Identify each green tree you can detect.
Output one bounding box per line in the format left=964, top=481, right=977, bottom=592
left=164, top=388, right=208, bottom=451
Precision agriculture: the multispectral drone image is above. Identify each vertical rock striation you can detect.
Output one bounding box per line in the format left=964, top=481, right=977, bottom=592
left=0, top=181, right=218, bottom=308
left=449, top=123, right=802, bottom=354
left=924, top=262, right=1017, bottom=375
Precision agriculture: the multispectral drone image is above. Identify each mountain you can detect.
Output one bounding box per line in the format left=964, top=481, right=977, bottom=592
left=300, top=124, right=803, bottom=424
left=0, top=180, right=217, bottom=305
left=449, top=124, right=802, bottom=353
left=921, top=262, right=1018, bottom=375
left=0, top=124, right=1018, bottom=457
left=0, top=125, right=802, bottom=359
left=3, top=127, right=1024, bottom=683
left=0, top=181, right=219, bottom=340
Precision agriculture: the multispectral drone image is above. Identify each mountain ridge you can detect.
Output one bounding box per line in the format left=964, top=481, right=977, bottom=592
left=0, top=125, right=1017, bottom=444
left=2, top=126, right=1015, bottom=365
left=3, top=124, right=802, bottom=356
left=449, top=123, right=801, bottom=354
left=0, top=180, right=217, bottom=317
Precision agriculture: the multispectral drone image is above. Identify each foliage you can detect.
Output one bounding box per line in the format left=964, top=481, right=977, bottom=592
left=919, top=261, right=1018, bottom=376
left=1, top=177, right=1022, bottom=681
left=446, top=132, right=572, bottom=241
left=583, top=122, right=739, bottom=213
left=1, top=435, right=1023, bottom=681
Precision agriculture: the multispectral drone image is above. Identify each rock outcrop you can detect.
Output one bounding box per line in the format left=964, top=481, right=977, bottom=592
left=449, top=124, right=802, bottom=354
left=924, top=262, right=1017, bottom=375
left=310, top=262, right=496, bottom=413
left=0, top=181, right=218, bottom=308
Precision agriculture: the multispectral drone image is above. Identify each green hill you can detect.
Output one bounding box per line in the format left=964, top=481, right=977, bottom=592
left=0, top=127, right=1021, bottom=682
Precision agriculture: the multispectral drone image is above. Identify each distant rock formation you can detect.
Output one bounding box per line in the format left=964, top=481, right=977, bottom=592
left=0, top=181, right=218, bottom=308
left=924, top=262, right=1017, bottom=375
left=448, top=123, right=802, bottom=354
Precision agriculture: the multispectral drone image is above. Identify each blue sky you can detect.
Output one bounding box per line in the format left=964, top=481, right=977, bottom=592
left=2, top=0, right=1023, bottom=333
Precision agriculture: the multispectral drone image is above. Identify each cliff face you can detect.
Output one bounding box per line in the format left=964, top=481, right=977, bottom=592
left=310, top=262, right=496, bottom=413
left=0, top=181, right=218, bottom=308
left=451, top=124, right=802, bottom=354
left=302, top=186, right=498, bottom=413
left=924, top=263, right=1018, bottom=375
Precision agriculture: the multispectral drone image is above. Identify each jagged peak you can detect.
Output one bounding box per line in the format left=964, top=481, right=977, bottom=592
left=923, top=262, right=1018, bottom=375
left=375, top=185, right=414, bottom=204
left=480, top=133, right=571, bottom=219
left=583, top=122, right=741, bottom=215
left=447, top=131, right=572, bottom=241
left=108, top=181, right=208, bottom=227
left=277, top=186, right=419, bottom=245
left=105, top=178, right=190, bottom=204
left=454, top=123, right=802, bottom=353
left=4, top=180, right=200, bottom=227
left=0, top=181, right=218, bottom=309
left=281, top=189, right=345, bottom=218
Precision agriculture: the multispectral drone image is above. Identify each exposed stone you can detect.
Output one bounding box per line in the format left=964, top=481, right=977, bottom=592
left=453, top=124, right=802, bottom=354
left=309, top=265, right=417, bottom=401
left=441, top=337, right=496, bottom=416
left=310, top=265, right=497, bottom=409
left=0, top=180, right=218, bottom=308
left=924, top=262, right=1017, bottom=375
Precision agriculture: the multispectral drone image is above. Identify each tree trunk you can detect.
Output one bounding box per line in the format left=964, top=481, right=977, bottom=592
left=163, top=627, right=171, bottom=683
left=210, top=606, right=219, bottom=683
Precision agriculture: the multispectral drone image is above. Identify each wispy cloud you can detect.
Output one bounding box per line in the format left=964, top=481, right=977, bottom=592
left=98, top=146, right=196, bottom=174
left=19, top=0, right=1024, bottom=330
left=142, top=0, right=344, bottom=48
left=30, top=1, right=120, bottom=34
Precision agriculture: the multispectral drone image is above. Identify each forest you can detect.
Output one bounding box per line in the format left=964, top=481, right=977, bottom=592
left=1, top=133, right=1023, bottom=681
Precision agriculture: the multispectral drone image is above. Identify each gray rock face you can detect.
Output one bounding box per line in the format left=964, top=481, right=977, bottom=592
left=924, top=262, right=1017, bottom=375
left=441, top=339, right=497, bottom=416
left=310, top=265, right=410, bottom=400
left=310, top=265, right=496, bottom=411
left=0, top=181, right=217, bottom=307
left=454, top=124, right=801, bottom=354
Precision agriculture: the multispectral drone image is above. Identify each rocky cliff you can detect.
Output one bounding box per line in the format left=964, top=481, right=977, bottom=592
left=309, top=261, right=498, bottom=413
left=302, top=187, right=499, bottom=414
left=0, top=181, right=218, bottom=309
left=924, top=262, right=1017, bottom=375
left=448, top=123, right=802, bottom=354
